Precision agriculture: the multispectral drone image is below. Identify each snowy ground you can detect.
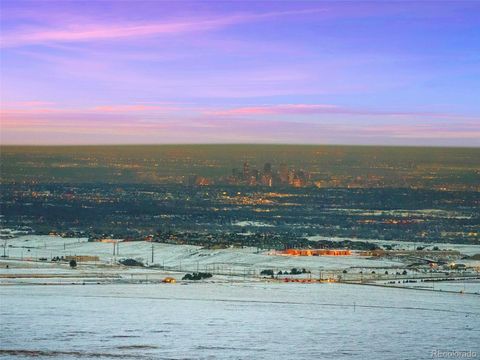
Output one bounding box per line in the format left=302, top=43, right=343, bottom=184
left=1, top=235, right=479, bottom=288
left=307, top=235, right=480, bottom=256
left=1, top=238, right=479, bottom=359
left=2, top=235, right=406, bottom=273
left=1, top=282, right=479, bottom=360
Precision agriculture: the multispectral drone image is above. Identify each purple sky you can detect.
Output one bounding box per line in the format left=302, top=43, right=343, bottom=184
left=1, top=1, right=479, bottom=146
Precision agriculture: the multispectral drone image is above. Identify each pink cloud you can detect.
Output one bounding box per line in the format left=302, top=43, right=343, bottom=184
left=0, top=103, right=180, bottom=120
left=1, top=8, right=324, bottom=48
left=2, top=102, right=479, bottom=146
left=1, top=108, right=64, bottom=115
left=1, top=101, right=56, bottom=108
left=3, top=116, right=479, bottom=145
left=92, top=104, right=177, bottom=113
left=205, top=104, right=479, bottom=120
left=3, top=102, right=477, bottom=123
left=207, top=104, right=339, bottom=116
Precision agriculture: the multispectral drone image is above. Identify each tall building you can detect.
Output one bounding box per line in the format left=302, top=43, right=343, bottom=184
left=279, top=163, right=289, bottom=183
left=263, top=162, right=272, bottom=174
left=243, top=161, right=250, bottom=178
left=261, top=174, right=273, bottom=187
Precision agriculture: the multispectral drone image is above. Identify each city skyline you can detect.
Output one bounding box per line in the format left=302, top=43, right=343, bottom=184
left=1, top=1, right=479, bottom=146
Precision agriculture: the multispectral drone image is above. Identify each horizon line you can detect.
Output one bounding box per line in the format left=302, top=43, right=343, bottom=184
left=1, top=143, right=479, bottom=149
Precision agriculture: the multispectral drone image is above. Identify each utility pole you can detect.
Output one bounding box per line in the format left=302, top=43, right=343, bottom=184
left=151, top=242, right=154, bottom=264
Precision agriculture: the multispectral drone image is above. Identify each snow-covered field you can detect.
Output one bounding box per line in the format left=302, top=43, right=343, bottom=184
left=1, top=237, right=478, bottom=359
left=308, top=235, right=480, bottom=256
left=2, top=235, right=405, bottom=273
left=2, top=235, right=478, bottom=288
left=0, top=282, right=479, bottom=359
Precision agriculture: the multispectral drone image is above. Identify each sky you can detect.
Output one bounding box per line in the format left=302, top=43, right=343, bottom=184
left=0, top=0, right=479, bottom=146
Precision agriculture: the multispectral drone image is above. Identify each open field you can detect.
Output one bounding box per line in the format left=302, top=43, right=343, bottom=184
left=1, top=282, right=479, bottom=360
left=1, top=235, right=479, bottom=293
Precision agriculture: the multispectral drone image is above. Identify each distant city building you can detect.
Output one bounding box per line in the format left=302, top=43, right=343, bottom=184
left=192, top=161, right=312, bottom=188
left=261, top=174, right=273, bottom=187
left=263, top=162, right=272, bottom=174
left=187, top=175, right=211, bottom=186
left=279, top=163, right=289, bottom=183
left=243, top=161, right=250, bottom=178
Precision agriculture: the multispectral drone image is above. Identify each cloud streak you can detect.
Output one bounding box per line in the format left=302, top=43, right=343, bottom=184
left=2, top=102, right=479, bottom=146
left=4, top=102, right=475, bottom=120
left=1, top=8, right=323, bottom=48
left=1, top=2, right=479, bottom=146
left=92, top=104, right=177, bottom=113
left=205, top=104, right=477, bottom=120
